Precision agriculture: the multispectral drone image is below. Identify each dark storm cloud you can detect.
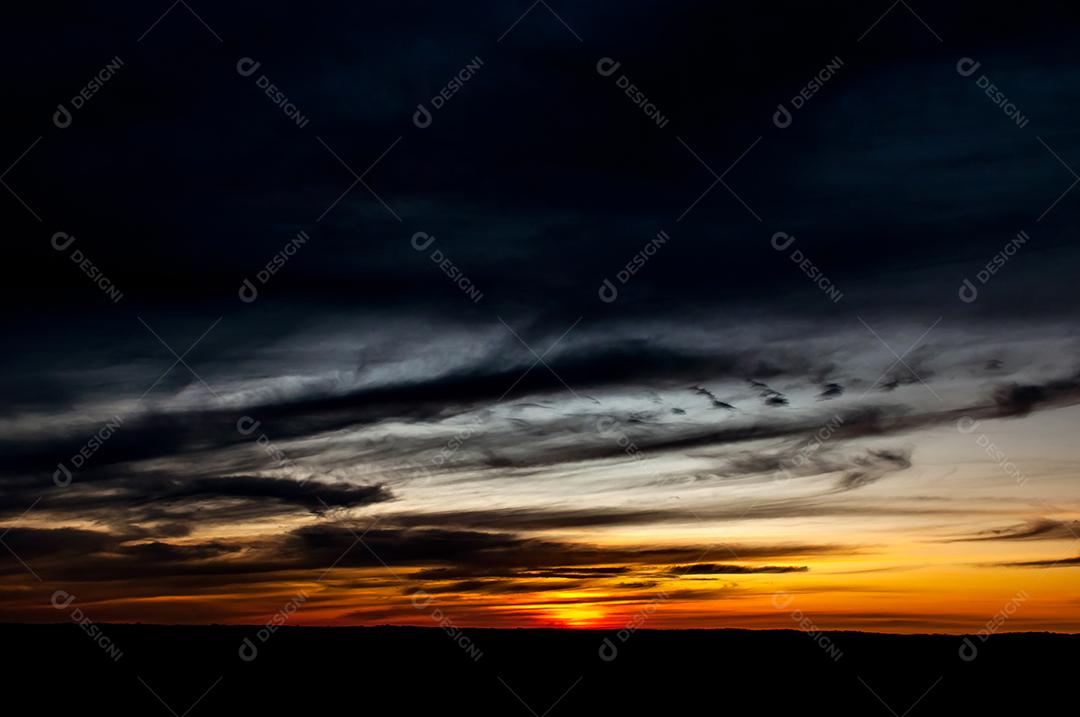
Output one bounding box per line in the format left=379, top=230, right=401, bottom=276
left=0, top=471, right=391, bottom=526
left=989, top=373, right=1080, bottom=418
left=5, top=0, right=1080, bottom=331
left=434, top=372, right=1070, bottom=473
left=994, top=383, right=1065, bottom=417
left=0, top=333, right=902, bottom=489
left=0, top=338, right=828, bottom=479
left=0, top=527, right=117, bottom=559
left=3, top=357, right=1078, bottom=525
left=6, top=356, right=1071, bottom=507
left=621, top=371, right=1080, bottom=463
left=0, top=520, right=848, bottom=586
left=0, top=526, right=252, bottom=581
left=292, top=524, right=848, bottom=575
left=159, top=475, right=388, bottom=509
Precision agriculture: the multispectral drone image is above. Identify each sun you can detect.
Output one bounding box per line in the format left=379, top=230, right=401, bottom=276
left=544, top=605, right=607, bottom=628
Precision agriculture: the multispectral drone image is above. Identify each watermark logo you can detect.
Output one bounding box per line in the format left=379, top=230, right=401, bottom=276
left=410, top=231, right=484, bottom=303
left=956, top=57, right=1030, bottom=129
left=237, top=415, right=306, bottom=477
left=774, top=414, right=845, bottom=484
left=53, top=56, right=124, bottom=129
left=236, top=57, right=310, bottom=129
left=956, top=417, right=1026, bottom=485
left=53, top=415, right=125, bottom=487
left=51, top=590, right=124, bottom=662
left=413, top=56, right=484, bottom=129
left=238, top=589, right=310, bottom=662
left=957, top=230, right=1028, bottom=303
left=238, top=229, right=310, bottom=303
left=411, top=590, right=484, bottom=661
left=598, top=591, right=669, bottom=662
left=50, top=232, right=123, bottom=303
left=958, top=590, right=1028, bottom=661
left=596, top=57, right=671, bottom=129
left=771, top=591, right=843, bottom=662
left=773, top=56, right=843, bottom=129
left=770, top=232, right=842, bottom=303
left=598, top=229, right=669, bottom=303
left=595, top=416, right=647, bottom=462
left=413, top=418, right=485, bottom=482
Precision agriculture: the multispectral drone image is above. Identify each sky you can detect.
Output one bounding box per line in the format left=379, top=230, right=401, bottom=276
left=2, top=1, right=1080, bottom=633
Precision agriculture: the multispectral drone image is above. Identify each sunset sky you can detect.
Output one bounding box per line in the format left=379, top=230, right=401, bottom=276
left=2, top=1, right=1079, bottom=633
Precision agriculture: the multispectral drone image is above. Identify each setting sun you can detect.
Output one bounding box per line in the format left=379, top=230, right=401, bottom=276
left=542, top=604, right=608, bottom=628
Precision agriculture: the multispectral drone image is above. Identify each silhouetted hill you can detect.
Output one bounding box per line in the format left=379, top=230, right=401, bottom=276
left=7, top=624, right=1074, bottom=715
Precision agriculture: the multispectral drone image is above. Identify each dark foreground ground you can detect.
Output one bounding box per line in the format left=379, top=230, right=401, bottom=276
left=6, top=624, right=1075, bottom=715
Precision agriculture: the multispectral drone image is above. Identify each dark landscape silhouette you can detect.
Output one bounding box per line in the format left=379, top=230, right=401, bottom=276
left=9, top=624, right=1076, bottom=715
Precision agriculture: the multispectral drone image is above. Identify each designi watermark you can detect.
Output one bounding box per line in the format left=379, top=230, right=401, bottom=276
left=413, top=56, right=484, bottom=129
left=410, top=231, right=483, bottom=303
left=598, top=229, right=669, bottom=303
left=770, top=232, right=842, bottom=303
left=51, top=590, right=124, bottom=662
left=237, top=415, right=306, bottom=478
left=596, top=57, right=671, bottom=129
left=53, top=56, right=124, bottom=129
left=958, top=230, right=1028, bottom=303
left=774, top=413, right=845, bottom=484
left=958, top=590, right=1029, bottom=661
left=598, top=590, right=669, bottom=661
left=237, top=57, right=311, bottom=129
left=956, top=58, right=1030, bottom=130
left=50, top=232, right=123, bottom=303
left=773, top=56, right=844, bottom=129
left=956, top=416, right=1026, bottom=485
left=238, top=229, right=311, bottom=303
left=238, top=589, right=310, bottom=662
left=411, top=590, right=484, bottom=662
left=772, top=591, right=843, bottom=662
left=53, top=415, right=125, bottom=487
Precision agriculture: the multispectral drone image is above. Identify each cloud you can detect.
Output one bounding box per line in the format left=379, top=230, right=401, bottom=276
left=819, top=383, right=844, bottom=399
left=0, top=518, right=850, bottom=591
left=382, top=507, right=701, bottom=531
left=691, top=386, right=735, bottom=410
left=749, top=380, right=788, bottom=407
left=668, top=564, right=808, bottom=575
left=0, top=472, right=391, bottom=532
left=991, top=378, right=1080, bottom=417
left=998, top=555, right=1080, bottom=568
left=413, top=566, right=634, bottom=580
left=293, top=524, right=848, bottom=575
left=951, top=519, right=1080, bottom=542
left=833, top=449, right=913, bottom=492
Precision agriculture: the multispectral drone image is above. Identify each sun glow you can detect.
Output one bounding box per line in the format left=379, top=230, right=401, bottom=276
left=540, top=603, right=608, bottom=628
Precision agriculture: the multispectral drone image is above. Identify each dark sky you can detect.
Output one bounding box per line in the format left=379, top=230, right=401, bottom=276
left=2, top=1, right=1080, bottom=629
